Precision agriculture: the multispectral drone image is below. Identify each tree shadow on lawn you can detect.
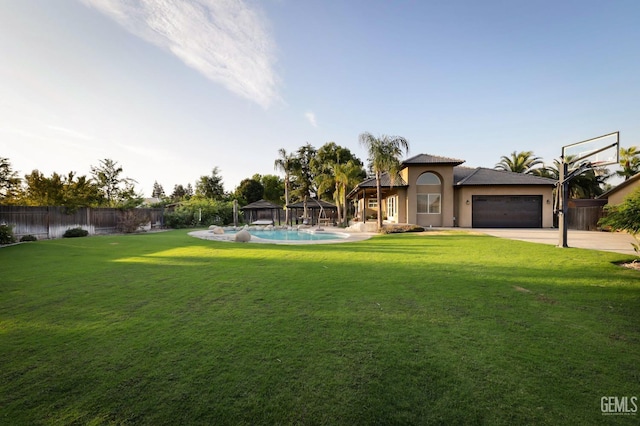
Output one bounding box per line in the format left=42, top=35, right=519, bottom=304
left=4, top=232, right=640, bottom=422
left=4, top=267, right=638, bottom=425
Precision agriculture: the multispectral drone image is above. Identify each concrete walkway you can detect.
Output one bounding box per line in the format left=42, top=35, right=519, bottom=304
left=477, top=228, right=638, bottom=256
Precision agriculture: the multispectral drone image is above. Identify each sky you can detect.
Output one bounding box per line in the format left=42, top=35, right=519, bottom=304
left=1, top=0, right=639, bottom=197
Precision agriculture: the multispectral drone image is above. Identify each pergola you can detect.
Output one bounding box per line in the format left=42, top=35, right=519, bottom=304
left=286, top=199, right=338, bottom=226
left=241, top=199, right=283, bottom=225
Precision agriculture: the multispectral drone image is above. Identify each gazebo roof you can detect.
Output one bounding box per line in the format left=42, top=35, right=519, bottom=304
left=286, top=199, right=337, bottom=209
left=241, top=199, right=282, bottom=210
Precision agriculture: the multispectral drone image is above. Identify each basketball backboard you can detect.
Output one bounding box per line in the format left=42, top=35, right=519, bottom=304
left=561, top=132, right=619, bottom=166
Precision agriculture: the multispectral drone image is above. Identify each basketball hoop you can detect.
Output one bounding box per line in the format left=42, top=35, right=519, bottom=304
left=558, top=132, right=620, bottom=248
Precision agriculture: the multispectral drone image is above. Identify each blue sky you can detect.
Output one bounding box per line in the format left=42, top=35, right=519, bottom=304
left=1, top=0, right=638, bottom=196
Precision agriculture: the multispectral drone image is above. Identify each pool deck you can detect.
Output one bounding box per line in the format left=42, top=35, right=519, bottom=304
left=188, top=227, right=375, bottom=245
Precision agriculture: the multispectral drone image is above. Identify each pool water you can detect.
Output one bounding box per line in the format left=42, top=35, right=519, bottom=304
left=228, top=229, right=347, bottom=241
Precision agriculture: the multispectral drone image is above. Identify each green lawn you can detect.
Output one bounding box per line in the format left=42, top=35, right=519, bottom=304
left=1, top=230, right=639, bottom=425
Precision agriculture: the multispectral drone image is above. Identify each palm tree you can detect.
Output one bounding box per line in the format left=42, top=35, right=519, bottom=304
left=334, top=160, right=364, bottom=226
left=536, top=157, right=607, bottom=199
left=495, top=151, right=543, bottom=174
left=616, top=146, right=640, bottom=181
left=359, top=132, right=410, bottom=230
left=315, top=159, right=362, bottom=226
left=274, top=148, right=295, bottom=223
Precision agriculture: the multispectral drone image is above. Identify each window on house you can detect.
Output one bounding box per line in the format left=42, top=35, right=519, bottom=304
left=417, top=194, right=441, bottom=214
left=368, top=199, right=378, bottom=208
left=416, top=172, right=441, bottom=185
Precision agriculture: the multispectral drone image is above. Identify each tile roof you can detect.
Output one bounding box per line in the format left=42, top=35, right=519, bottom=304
left=347, top=172, right=408, bottom=198
left=241, top=199, right=282, bottom=209
left=452, top=166, right=477, bottom=183
left=352, top=173, right=408, bottom=189
left=454, top=167, right=557, bottom=186
left=403, top=153, right=465, bottom=166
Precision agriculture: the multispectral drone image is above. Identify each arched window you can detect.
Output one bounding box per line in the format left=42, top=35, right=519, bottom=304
left=416, top=172, right=441, bottom=185
left=416, top=172, right=441, bottom=214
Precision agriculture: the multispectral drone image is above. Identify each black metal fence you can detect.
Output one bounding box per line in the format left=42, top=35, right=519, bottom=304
left=0, top=206, right=164, bottom=240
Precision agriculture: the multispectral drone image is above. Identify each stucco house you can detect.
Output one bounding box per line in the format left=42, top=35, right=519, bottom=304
left=598, top=172, right=640, bottom=206
left=348, top=154, right=557, bottom=228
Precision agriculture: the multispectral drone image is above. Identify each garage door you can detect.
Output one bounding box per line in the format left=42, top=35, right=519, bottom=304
left=472, top=195, right=542, bottom=228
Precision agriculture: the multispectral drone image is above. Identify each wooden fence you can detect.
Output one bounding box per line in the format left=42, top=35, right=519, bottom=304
left=0, top=206, right=164, bottom=240
left=566, top=206, right=606, bottom=231
left=565, top=199, right=608, bottom=231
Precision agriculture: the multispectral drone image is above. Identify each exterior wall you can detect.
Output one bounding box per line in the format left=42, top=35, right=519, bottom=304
left=354, top=192, right=381, bottom=222
left=353, top=187, right=408, bottom=224
left=607, top=179, right=640, bottom=205
left=379, top=187, right=408, bottom=224
left=401, top=165, right=456, bottom=227
left=454, top=185, right=555, bottom=228
left=396, top=187, right=408, bottom=223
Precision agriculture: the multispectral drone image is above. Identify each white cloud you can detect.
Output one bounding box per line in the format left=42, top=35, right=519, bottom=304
left=305, top=111, right=317, bottom=127
left=46, top=125, right=94, bottom=141
left=80, top=0, right=280, bottom=108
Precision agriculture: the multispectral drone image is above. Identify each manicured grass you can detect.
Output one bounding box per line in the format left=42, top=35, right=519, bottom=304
left=1, top=230, right=639, bottom=425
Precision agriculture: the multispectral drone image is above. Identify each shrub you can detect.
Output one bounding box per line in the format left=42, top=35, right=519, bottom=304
left=63, top=228, right=89, bottom=238
left=118, top=209, right=149, bottom=233
left=380, top=224, right=425, bottom=234
left=165, top=199, right=238, bottom=228
left=599, top=188, right=640, bottom=259
left=0, top=224, right=16, bottom=245
left=20, top=235, right=37, bottom=242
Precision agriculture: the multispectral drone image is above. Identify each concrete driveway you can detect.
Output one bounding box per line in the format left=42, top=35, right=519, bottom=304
left=477, top=228, right=638, bottom=256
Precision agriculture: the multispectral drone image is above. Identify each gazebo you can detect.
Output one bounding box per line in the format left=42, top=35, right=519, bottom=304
left=286, top=199, right=338, bottom=226
left=241, top=199, right=283, bottom=225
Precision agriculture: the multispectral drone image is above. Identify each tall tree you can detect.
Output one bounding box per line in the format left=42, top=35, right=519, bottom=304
left=170, top=184, right=194, bottom=202
left=359, top=132, right=410, bottom=230
left=317, top=159, right=363, bottom=226
left=195, top=167, right=225, bottom=200
left=0, top=157, right=21, bottom=203
left=495, top=151, right=543, bottom=174
left=335, top=160, right=365, bottom=226
left=91, top=159, right=138, bottom=207
left=290, top=144, right=317, bottom=220
left=616, top=146, right=640, bottom=181
left=22, top=170, right=101, bottom=208
left=23, top=170, right=65, bottom=206
left=260, top=174, right=284, bottom=205
left=274, top=148, right=296, bottom=223
left=234, top=176, right=264, bottom=205
left=64, top=173, right=103, bottom=207
left=311, top=142, right=367, bottom=200
left=312, top=142, right=365, bottom=201
left=151, top=181, right=166, bottom=199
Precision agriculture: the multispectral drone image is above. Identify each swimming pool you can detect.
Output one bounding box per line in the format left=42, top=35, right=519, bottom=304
left=226, top=229, right=348, bottom=241
left=188, top=228, right=371, bottom=245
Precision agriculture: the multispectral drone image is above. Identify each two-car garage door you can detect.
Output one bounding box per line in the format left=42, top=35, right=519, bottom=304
left=472, top=195, right=542, bottom=228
